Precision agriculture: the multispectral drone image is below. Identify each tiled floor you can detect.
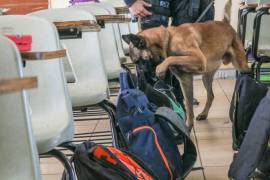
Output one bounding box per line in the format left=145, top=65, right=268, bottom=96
left=41, top=79, right=236, bottom=180
left=186, top=79, right=235, bottom=180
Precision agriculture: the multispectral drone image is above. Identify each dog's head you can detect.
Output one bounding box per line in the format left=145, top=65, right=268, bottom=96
left=122, top=32, right=165, bottom=64
left=122, top=34, right=153, bottom=63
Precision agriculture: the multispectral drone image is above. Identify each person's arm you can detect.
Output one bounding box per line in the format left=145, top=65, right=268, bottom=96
left=124, top=0, right=152, bottom=17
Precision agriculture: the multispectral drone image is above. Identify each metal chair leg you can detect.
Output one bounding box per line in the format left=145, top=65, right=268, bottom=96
left=99, top=100, right=127, bottom=149
left=99, top=100, right=118, bottom=147
left=45, top=149, right=76, bottom=180
left=191, top=127, right=207, bottom=180
left=71, top=98, right=122, bottom=146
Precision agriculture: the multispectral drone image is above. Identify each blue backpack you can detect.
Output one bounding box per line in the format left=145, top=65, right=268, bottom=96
left=116, top=71, right=197, bottom=179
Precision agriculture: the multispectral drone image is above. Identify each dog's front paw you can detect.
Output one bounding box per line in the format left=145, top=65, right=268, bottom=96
left=196, top=113, right=208, bottom=121
left=156, top=63, right=168, bottom=77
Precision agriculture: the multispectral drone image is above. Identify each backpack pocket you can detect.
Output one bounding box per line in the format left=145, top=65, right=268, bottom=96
left=128, top=125, right=174, bottom=180
left=90, top=145, right=153, bottom=180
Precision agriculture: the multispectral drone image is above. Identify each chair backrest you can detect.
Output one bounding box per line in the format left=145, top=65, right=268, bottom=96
left=0, top=15, right=74, bottom=153
left=93, top=2, right=127, bottom=57
left=257, top=0, right=270, bottom=56
left=242, top=0, right=259, bottom=48
left=30, top=8, right=109, bottom=106
left=71, top=4, right=122, bottom=79
left=245, top=14, right=256, bottom=48
left=98, top=0, right=139, bottom=43
left=0, top=36, right=41, bottom=180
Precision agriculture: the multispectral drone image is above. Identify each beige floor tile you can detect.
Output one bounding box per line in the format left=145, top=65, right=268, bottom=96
left=40, top=157, right=60, bottom=164
left=109, top=96, right=118, bottom=104
left=75, top=123, right=98, bottom=134
left=186, top=170, right=205, bottom=180
left=193, top=80, right=204, bottom=87
left=194, top=86, right=225, bottom=99
left=194, top=79, right=219, bottom=87
left=194, top=118, right=231, bottom=129
left=42, top=174, right=62, bottom=180
left=194, top=127, right=232, bottom=140
left=205, top=166, right=230, bottom=180
left=74, top=120, right=99, bottom=127
left=205, top=111, right=231, bottom=121
left=194, top=103, right=228, bottom=112
left=217, top=79, right=236, bottom=94
left=93, top=120, right=111, bottom=132
left=199, top=139, right=233, bottom=167
left=40, top=163, right=64, bottom=175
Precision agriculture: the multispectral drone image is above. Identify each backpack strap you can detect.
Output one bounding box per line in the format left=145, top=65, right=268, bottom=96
left=155, top=107, right=197, bottom=178
left=119, top=71, right=135, bottom=91
left=189, top=0, right=200, bottom=18
left=196, top=0, right=215, bottom=22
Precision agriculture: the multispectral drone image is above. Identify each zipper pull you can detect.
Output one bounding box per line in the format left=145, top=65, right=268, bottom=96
left=127, top=131, right=132, bottom=141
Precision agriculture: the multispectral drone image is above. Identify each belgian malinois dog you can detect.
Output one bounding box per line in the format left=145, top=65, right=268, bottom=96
left=122, top=0, right=249, bottom=129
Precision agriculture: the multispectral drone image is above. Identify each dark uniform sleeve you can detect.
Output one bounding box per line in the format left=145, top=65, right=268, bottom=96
left=124, top=0, right=136, bottom=7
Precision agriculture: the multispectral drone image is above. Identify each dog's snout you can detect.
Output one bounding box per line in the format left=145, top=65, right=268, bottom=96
left=141, top=50, right=153, bottom=60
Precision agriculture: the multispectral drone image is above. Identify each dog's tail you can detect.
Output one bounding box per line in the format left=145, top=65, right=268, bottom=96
left=223, top=0, right=232, bottom=23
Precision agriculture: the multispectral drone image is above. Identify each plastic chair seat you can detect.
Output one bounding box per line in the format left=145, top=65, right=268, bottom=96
left=69, top=80, right=108, bottom=107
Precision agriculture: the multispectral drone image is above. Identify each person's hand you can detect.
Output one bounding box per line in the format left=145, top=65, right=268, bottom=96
left=129, top=0, right=152, bottom=17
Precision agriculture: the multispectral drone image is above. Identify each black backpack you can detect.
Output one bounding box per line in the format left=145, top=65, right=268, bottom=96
left=136, top=61, right=185, bottom=109
left=117, top=71, right=197, bottom=179
left=229, top=89, right=270, bottom=180
left=229, top=74, right=268, bottom=150
left=73, top=141, right=158, bottom=180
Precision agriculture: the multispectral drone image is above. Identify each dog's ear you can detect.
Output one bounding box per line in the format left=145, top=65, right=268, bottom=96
left=122, top=34, right=146, bottom=49
left=122, top=34, right=132, bottom=44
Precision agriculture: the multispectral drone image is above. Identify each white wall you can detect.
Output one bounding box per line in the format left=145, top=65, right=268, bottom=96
left=215, top=0, right=242, bottom=29
left=49, top=0, right=69, bottom=8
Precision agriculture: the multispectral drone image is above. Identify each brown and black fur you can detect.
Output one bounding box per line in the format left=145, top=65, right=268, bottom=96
left=122, top=0, right=249, bottom=129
